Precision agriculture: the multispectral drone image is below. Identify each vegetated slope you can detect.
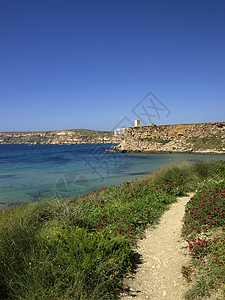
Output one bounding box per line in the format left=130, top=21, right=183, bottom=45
left=182, top=178, right=225, bottom=299
left=0, top=161, right=224, bottom=299
left=68, top=129, right=114, bottom=136
left=122, top=161, right=225, bottom=300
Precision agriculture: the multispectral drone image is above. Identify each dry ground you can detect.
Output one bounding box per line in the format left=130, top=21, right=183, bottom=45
left=120, top=194, right=194, bottom=300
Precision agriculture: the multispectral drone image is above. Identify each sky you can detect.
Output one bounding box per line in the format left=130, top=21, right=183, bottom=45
left=0, top=0, right=225, bottom=132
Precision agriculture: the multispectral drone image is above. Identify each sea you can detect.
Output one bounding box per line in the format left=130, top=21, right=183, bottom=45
left=0, top=143, right=225, bottom=208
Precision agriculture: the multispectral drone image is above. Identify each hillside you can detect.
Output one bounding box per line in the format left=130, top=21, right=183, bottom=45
left=1, top=161, right=224, bottom=299
left=110, top=122, right=225, bottom=154
left=0, top=129, right=122, bottom=145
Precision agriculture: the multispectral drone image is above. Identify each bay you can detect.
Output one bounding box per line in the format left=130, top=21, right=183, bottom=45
left=0, top=144, right=224, bottom=207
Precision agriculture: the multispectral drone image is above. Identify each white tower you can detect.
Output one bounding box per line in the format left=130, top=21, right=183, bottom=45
left=135, top=120, right=140, bottom=127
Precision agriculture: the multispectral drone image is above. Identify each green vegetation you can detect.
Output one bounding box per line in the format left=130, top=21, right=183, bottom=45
left=156, top=139, right=171, bottom=145
left=188, top=134, right=224, bottom=151
left=0, top=161, right=224, bottom=299
left=0, top=129, right=114, bottom=145
left=140, top=161, right=221, bottom=192
left=70, top=129, right=114, bottom=136
left=181, top=163, right=225, bottom=299
left=138, top=137, right=171, bottom=144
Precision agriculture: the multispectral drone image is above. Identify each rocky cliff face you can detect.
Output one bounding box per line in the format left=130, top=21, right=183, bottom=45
left=110, top=122, right=225, bottom=154
left=0, top=129, right=122, bottom=145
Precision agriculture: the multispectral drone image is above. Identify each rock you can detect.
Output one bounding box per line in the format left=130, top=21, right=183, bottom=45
left=110, top=122, right=225, bottom=154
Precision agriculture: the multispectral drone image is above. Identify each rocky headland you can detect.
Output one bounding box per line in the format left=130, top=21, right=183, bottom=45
left=0, top=129, right=122, bottom=145
left=109, top=122, right=225, bottom=154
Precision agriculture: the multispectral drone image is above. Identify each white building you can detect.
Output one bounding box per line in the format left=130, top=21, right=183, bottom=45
left=114, top=128, right=126, bottom=136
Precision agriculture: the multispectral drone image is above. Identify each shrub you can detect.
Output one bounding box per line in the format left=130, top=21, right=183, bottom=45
left=0, top=178, right=183, bottom=298
left=1, top=161, right=225, bottom=299
left=182, top=179, right=225, bottom=298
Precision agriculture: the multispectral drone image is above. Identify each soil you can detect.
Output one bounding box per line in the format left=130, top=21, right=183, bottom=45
left=120, top=194, right=194, bottom=300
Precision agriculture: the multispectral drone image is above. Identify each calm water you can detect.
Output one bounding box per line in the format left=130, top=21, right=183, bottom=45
left=0, top=144, right=225, bottom=207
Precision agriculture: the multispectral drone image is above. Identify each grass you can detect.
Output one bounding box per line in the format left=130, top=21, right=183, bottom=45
left=0, top=161, right=224, bottom=299
left=139, top=161, right=221, bottom=192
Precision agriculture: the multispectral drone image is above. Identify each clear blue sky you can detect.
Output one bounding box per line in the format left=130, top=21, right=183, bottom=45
left=1, top=0, right=225, bottom=132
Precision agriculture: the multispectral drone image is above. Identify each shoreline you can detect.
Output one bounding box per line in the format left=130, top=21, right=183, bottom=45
left=1, top=142, right=225, bottom=154
left=1, top=161, right=224, bottom=299
left=108, top=148, right=225, bottom=155
left=110, top=121, right=225, bottom=155
left=0, top=141, right=120, bottom=146
left=1, top=144, right=225, bottom=209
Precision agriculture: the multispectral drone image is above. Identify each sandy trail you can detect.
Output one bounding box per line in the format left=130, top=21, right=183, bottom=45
left=121, top=194, right=193, bottom=300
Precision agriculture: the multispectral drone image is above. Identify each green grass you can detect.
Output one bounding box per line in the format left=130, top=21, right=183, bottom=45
left=0, top=161, right=225, bottom=299
left=139, top=161, right=221, bottom=192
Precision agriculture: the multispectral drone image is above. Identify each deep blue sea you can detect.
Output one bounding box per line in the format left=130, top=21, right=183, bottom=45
left=0, top=143, right=225, bottom=208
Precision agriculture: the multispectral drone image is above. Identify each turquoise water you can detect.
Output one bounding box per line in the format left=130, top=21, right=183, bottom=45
left=0, top=144, right=225, bottom=207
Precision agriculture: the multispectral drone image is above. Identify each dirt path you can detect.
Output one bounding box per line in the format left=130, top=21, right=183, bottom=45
left=121, top=194, right=193, bottom=300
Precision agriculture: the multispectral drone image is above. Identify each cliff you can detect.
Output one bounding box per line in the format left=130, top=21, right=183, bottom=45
left=110, top=122, right=225, bottom=154
left=0, top=129, right=122, bottom=145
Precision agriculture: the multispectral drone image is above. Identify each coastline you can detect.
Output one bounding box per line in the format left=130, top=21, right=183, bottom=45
left=109, top=121, right=225, bottom=154
left=2, top=144, right=225, bottom=208
left=1, top=161, right=225, bottom=299
left=0, top=129, right=123, bottom=145
left=108, top=148, right=225, bottom=155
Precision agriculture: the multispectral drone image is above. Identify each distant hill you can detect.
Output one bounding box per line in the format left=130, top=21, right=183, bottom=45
left=68, top=129, right=113, bottom=136
left=0, top=129, right=122, bottom=145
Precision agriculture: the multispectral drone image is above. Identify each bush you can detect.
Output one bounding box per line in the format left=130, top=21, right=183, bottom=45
left=1, top=161, right=225, bottom=299
left=0, top=201, right=53, bottom=298
left=0, top=178, right=183, bottom=298
left=141, top=161, right=225, bottom=192
left=182, top=179, right=225, bottom=298
left=27, top=227, right=133, bottom=299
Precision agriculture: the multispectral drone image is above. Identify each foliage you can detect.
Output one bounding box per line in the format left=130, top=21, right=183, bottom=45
left=181, top=163, right=225, bottom=299
left=0, top=161, right=225, bottom=299
left=80, top=180, right=184, bottom=242
left=187, top=135, right=224, bottom=151
left=0, top=172, right=184, bottom=299
left=138, top=137, right=171, bottom=144
left=140, top=161, right=222, bottom=192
